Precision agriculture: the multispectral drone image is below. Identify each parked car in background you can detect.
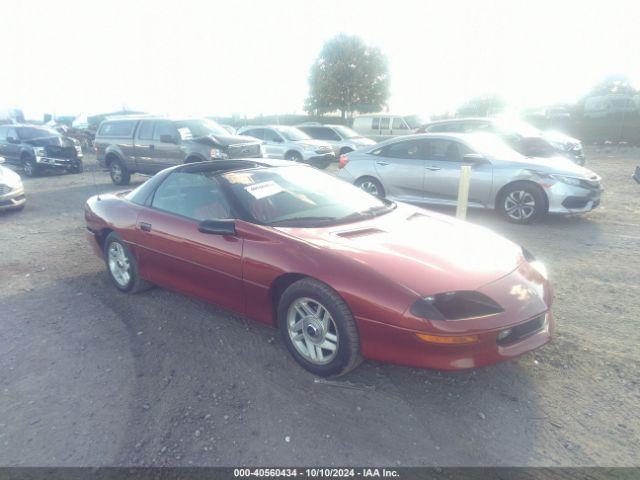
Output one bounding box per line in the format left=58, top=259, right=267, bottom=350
left=583, top=94, right=637, bottom=119
left=352, top=114, right=422, bottom=141
left=337, top=132, right=602, bottom=224
left=85, top=159, right=553, bottom=376
left=0, top=157, right=26, bottom=211
left=296, top=124, right=376, bottom=156
left=95, top=117, right=263, bottom=185
left=416, top=118, right=586, bottom=165
left=238, top=125, right=334, bottom=169
left=0, top=124, right=83, bottom=176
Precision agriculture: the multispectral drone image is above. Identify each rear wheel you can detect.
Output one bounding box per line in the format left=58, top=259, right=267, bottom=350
left=104, top=232, right=152, bottom=293
left=278, top=278, right=362, bottom=377
left=355, top=177, right=385, bottom=198
left=109, top=158, right=130, bottom=185
left=498, top=183, right=546, bottom=224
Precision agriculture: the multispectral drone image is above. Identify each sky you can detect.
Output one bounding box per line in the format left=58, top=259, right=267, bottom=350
left=1, top=0, right=639, bottom=120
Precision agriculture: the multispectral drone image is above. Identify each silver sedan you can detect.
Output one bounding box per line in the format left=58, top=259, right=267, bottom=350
left=336, top=133, right=602, bottom=224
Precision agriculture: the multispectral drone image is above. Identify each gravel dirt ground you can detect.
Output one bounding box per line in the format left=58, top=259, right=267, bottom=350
left=0, top=150, right=638, bottom=467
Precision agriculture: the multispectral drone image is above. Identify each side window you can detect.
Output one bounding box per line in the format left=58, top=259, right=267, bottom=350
left=382, top=140, right=425, bottom=160
left=153, top=121, right=178, bottom=141
left=0, top=126, right=7, bottom=141
left=379, top=117, right=390, bottom=130
left=137, top=120, right=154, bottom=140
left=151, top=172, right=232, bottom=221
left=304, top=127, right=339, bottom=141
left=427, top=140, right=471, bottom=162
left=265, top=129, right=283, bottom=143
left=392, top=118, right=409, bottom=130
left=371, top=118, right=380, bottom=130
left=99, top=121, right=136, bottom=137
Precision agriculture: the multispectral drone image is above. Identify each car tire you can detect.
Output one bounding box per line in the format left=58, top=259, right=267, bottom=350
left=339, top=147, right=354, bottom=156
left=312, top=158, right=332, bottom=170
left=285, top=151, right=303, bottom=163
left=355, top=177, right=385, bottom=198
left=23, top=157, right=39, bottom=177
left=104, top=232, right=153, bottom=293
left=277, top=278, right=362, bottom=377
left=498, top=183, right=547, bottom=224
left=109, top=159, right=131, bottom=185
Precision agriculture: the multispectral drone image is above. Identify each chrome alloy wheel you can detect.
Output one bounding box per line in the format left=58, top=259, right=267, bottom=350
left=108, top=242, right=131, bottom=287
left=287, top=297, right=339, bottom=365
left=359, top=181, right=379, bottom=197
left=504, top=190, right=536, bottom=221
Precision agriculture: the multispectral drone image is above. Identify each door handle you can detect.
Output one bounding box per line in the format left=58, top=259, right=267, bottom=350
left=425, top=166, right=441, bottom=171
left=139, top=222, right=152, bottom=232
left=376, top=161, right=389, bottom=166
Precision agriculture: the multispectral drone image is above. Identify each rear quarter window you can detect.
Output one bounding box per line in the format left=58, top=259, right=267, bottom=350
left=98, top=121, right=137, bottom=137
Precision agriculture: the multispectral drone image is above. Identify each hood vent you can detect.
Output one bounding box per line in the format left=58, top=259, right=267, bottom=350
left=336, top=228, right=384, bottom=239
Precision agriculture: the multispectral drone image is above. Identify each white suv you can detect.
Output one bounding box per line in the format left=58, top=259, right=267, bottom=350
left=297, top=124, right=376, bottom=156
left=238, top=125, right=335, bottom=169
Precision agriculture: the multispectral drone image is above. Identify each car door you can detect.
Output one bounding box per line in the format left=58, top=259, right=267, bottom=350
left=134, top=170, right=244, bottom=312
left=2, top=127, right=22, bottom=164
left=133, top=120, right=156, bottom=173
left=422, top=138, right=494, bottom=208
left=150, top=120, right=184, bottom=170
left=263, top=128, right=286, bottom=158
left=372, top=138, right=427, bottom=203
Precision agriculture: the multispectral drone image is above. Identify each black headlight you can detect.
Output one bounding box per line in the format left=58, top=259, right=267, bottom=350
left=411, top=291, right=504, bottom=321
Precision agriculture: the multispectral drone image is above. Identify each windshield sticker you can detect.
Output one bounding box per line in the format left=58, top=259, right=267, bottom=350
left=177, top=127, right=193, bottom=140
left=245, top=181, right=284, bottom=200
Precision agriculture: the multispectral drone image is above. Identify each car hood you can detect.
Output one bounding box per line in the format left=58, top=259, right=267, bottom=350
left=507, top=155, right=598, bottom=177
left=277, top=204, right=524, bottom=295
left=0, top=165, right=22, bottom=185
left=192, top=134, right=261, bottom=147
left=22, top=135, right=74, bottom=147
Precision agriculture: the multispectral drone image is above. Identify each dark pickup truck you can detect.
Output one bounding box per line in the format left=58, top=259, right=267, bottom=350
left=0, top=124, right=84, bottom=176
left=95, top=117, right=263, bottom=185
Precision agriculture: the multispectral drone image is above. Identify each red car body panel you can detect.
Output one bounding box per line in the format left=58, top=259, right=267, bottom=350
left=85, top=191, right=554, bottom=371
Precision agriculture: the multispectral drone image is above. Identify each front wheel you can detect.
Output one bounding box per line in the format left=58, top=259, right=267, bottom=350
left=498, top=183, right=546, bottom=224
left=69, top=161, right=83, bottom=174
left=23, top=158, right=39, bottom=177
left=109, top=159, right=130, bottom=185
left=278, top=278, right=362, bottom=377
left=285, top=151, right=303, bottom=163
left=104, top=233, right=153, bottom=293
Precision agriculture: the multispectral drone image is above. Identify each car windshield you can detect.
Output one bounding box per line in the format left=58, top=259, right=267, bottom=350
left=275, top=126, right=311, bottom=141
left=467, top=133, right=525, bottom=160
left=18, top=127, right=59, bottom=139
left=222, top=165, right=393, bottom=226
left=173, top=119, right=228, bottom=139
left=332, top=126, right=362, bottom=138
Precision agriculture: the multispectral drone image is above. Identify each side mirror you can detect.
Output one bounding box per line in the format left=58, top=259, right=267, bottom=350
left=159, top=134, right=177, bottom=143
left=198, top=219, right=236, bottom=235
left=463, top=153, right=489, bottom=164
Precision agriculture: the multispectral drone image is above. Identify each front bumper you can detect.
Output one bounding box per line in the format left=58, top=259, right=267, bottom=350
left=545, top=181, right=602, bottom=214
left=35, top=156, right=82, bottom=169
left=0, top=186, right=26, bottom=210
left=355, top=262, right=554, bottom=371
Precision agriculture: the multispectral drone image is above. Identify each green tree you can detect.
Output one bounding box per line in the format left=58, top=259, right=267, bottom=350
left=305, top=35, right=390, bottom=119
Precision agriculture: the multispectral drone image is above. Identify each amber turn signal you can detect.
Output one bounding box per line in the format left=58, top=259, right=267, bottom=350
left=415, top=333, right=479, bottom=345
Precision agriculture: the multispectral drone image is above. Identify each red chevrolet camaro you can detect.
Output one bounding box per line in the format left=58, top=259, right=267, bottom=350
left=84, top=159, right=554, bottom=376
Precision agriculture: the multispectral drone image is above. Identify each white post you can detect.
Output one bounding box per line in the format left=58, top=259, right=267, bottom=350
left=456, top=165, right=472, bottom=220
